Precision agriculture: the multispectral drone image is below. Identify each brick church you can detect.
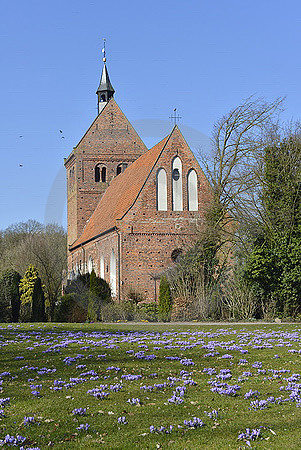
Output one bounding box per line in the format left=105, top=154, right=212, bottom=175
left=64, top=55, right=212, bottom=302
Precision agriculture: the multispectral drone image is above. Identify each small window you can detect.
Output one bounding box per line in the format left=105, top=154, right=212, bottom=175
left=95, top=165, right=106, bottom=182
left=116, top=163, right=128, bottom=176
left=101, top=167, right=106, bottom=182
left=172, top=168, right=180, bottom=181
left=95, top=166, right=100, bottom=182
left=171, top=248, right=182, bottom=262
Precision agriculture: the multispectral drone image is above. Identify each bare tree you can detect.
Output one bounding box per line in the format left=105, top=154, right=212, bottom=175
left=167, top=97, right=285, bottom=320
left=200, top=96, right=284, bottom=241
left=0, top=221, right=66, bottom=320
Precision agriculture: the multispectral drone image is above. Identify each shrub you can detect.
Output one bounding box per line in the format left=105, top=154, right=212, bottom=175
left=54, top=293, right=87, bottom=323
left=101, top=301, right=135, bottom=322
left=126, top=287, right=145, bottom=305
left=158, top=276, right=172, bottom=322
left=0, top=270, right=21, bottom=322
left=137, top=303, right=158, bottom=322
left=222, top=278, right=258, bottom=320
left=64, top=273, right=90, bottom=296
left=87, top=270, right=111, bottom=321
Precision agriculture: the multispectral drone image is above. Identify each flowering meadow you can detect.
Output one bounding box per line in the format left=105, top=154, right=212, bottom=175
left=0, top=323, right=301, bottom=449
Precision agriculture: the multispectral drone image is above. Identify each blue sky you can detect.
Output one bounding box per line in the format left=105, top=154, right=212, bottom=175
left=1, top=0, right=301, bottom=230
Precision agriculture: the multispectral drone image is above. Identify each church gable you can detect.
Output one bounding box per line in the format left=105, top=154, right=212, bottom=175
left=74, top=98, right=147, bottom=157
left=120, top=126, right=212, bottom=232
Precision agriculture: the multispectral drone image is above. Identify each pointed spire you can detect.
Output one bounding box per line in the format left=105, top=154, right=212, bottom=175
left=96, top=39, right=115, bottom=113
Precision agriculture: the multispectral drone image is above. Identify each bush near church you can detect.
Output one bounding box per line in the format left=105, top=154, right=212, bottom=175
left=53, top=293, right=87, bottom=323
left=137, top=302, right=159, bottom=322
left=56, top=271, right=112, bottom=322
left=88, top=269, right=112, bottom=321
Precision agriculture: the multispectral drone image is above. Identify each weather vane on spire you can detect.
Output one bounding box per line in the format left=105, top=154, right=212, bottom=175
left=102, top=38, right=106, bottom=63
left=169, top=108, right=182, bottom=125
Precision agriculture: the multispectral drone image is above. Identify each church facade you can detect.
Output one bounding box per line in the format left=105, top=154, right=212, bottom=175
left=65, top=59, right=212, bottom=302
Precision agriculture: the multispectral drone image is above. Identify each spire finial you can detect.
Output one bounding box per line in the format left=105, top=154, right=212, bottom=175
left=96, top=40, right=115, bottom=113
left=102, top=38, right=106, bottom=63
left=169, top=108, right=182, bottom=125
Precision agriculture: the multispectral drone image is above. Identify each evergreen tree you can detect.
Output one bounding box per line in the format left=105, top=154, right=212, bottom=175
left=0, top=270, right=21, bottom=322
left=31, top=276, right=46, bottom=322
left=244, top=137, right=301, bottom=317
left=158, top=275, right=172, bottom=322
left=19, top=265, right=46, bottom=322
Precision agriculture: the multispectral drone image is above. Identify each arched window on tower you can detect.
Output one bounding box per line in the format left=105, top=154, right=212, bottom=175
left=187, top=169, right=198, bottom=211
left=156, top=168, right=167, bottom=211
left=110, top=249, right=117, bottom=297
left=172, top=157, right=183, bottom=211
left=95, top=165, right=100, bottom=182
left=95, top=165, right=107, bottom=182
left=101, top=167, right=106, bottom=182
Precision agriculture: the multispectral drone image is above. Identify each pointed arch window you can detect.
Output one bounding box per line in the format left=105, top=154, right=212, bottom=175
left=172, top=157, right=183, bottom=211
left=156, top=168, right=167, bottom=211
left=88, top=256, right=93, bottom=274
left=110, top=249, right=117, bottom=297
left=100, top=255, right=105, bottom=279
left=187, top=169, right=198, bottom=211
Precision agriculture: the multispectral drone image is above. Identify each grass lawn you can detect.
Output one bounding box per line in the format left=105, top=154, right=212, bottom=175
left=0, top=322, right=301, bottom=449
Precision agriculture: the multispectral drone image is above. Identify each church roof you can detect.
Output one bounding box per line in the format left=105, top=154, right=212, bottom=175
left=70, top=133, right=171, bottom=250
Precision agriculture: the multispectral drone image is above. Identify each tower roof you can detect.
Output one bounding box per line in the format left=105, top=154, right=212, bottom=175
left=96, top=64, right=115, bottom=95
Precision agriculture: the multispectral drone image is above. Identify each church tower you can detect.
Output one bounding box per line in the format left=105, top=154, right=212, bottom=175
left=64, top=46, right=147, bottom=248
